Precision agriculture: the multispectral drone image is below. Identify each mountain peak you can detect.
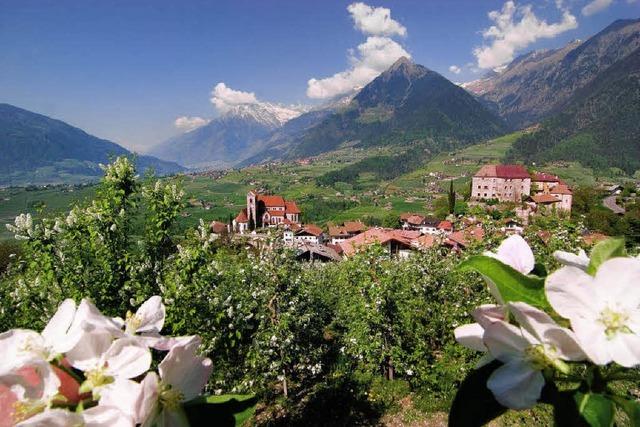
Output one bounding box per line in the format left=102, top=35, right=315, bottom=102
left=383, top=57, right=429, bottom=81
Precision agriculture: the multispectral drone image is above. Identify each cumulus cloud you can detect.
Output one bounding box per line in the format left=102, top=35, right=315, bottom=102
left=474, top=1, right=578, bottom=70
left=307, top=3, right=410, bottom=99
left=307, top=36, right=410, bottom=99
left=582, top=0, right=613, bottom=16
left=174, top=116, right=210, bottom=132
left=449, top=65, right=462, bottom=74
left=347, top=2, right=407, bottom=36
left=210, top=82, right=258, bottom=113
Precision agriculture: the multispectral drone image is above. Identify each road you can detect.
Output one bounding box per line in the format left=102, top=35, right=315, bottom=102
left=603, top=194, right=625, bottom=215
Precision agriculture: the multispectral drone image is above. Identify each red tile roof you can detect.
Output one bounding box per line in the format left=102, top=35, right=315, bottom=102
left=235, top=209, right=248, bottom=223
left=531, top=194, right=560, bottom=204
left=298, top=224, right=323, bottom=237
left=495, top=164, right=530, bottom=179
left=258, top=195, right=286, bottom=207
left=438, top=220, right=453, bottom=230
left=285, top=201, right=301, bottom=214
left=532, top=172, right=560, bottom=182
left=550, top=184, right=572, bottom=195
left=475, top=164, right=529, bottom=179
left=210, top=221, right=227, bottom=234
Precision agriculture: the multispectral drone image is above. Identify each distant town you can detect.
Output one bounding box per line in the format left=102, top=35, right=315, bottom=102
left=202, top=163, right=608, bottom=262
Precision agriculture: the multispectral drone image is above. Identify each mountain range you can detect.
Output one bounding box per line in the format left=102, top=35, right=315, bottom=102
left=0, top=104, right=184, bottom=186
left=2, top=18, right=639, bottom=185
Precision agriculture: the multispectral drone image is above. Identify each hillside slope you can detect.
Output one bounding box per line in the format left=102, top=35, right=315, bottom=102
left=506, top=47, right=640, bottom=174
left=466, top=18, right=640, bottom=127
left=0, top=104, right=183, bottom=186
left=285, top=57, right=507, bottom=159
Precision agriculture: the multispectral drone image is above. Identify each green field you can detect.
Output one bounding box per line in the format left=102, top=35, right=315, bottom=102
left=1, top=131, right=632, bottom=240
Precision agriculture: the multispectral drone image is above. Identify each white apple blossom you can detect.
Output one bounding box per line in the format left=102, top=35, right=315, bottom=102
left=483, top=302, right=584, bottom=409
left=553, top=249, right=589, bottom=270
left=16, top=406, right=133, bottom=427
left=454, top=304, right=505, bottom=352
left=546, top=257, right=640, bottom=367
left=136, top=336, right=213, bottom=426
left=485, top=235, right=535, bottom=275
left=67, top=335, right=151, bottom=398
left=112, top=296, right=167, bottom=348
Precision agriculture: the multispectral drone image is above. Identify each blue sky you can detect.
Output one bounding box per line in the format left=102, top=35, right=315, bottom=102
left=0, top=0, right=637, bottom=151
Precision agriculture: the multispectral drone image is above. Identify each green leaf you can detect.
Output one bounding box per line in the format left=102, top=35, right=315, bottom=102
left=459, top=256, right=549, bottom=310
left=574, top=392, right=615, bottom=427
left=587, top=238, right=626, bottom=275
left=448, top=361, right=507, bottom=427
left=610, top=396, right=640, bottom=425
left=184, top=394, right=257, bottom=427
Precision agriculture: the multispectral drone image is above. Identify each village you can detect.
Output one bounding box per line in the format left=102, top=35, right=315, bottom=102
left=207, top=164, right=594, bottom=262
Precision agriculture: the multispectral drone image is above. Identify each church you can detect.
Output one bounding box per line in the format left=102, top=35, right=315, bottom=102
left=233, top=190, right=301, bottom=232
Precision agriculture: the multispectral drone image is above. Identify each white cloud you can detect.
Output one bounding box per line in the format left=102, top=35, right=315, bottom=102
left=347, top=2, right=407, bottom=37
left=306, top=3, right=410, bottom=100
left=174, top=116, right=210, bottom=132
left=582, top=0, right=613, bottom=16
left=474, top=1, right=578, bottom=70
left=210, top=82, right=258, bottom=113
left=307, top=36, right=410, bottom=99
left=449, top=65, right=462, bottom=74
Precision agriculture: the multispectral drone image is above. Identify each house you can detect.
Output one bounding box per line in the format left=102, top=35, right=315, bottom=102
left=400, top=214, right=441, bottom=234
left=412, top=234, right=439, bottom=250
left=472, top=165, right=572, bottom=213
left=339, top=228, right=420, bottom=258
left=232, top=209, right=250, bottom=234
left=444, top=226, right=485, bottom=252
left=210, top=221, right=229, bottom=235
left=241, top=190, right=302, bottom=229
left=294, top=224, right=325, bottom=245
left=529, top=194, right=562, bottom=214
left=501, top=218, right=524, bottom=235
left=295, top=243, right=342, bottom=262
left=549, top=185, right=573, bottom=212
left=472, top=165, right=531, bottom=203
left=328, top=221, right=366, bottom=244
left=437, top=220, right=454, bottom=235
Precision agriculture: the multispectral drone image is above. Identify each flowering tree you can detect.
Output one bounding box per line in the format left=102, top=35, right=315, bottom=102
left=451, top=235, right=640, bottom=426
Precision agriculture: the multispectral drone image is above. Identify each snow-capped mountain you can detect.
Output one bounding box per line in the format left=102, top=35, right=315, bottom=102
left=223, top=102, right=309, bottom=128
left=148, top=101, right=311, bottom=169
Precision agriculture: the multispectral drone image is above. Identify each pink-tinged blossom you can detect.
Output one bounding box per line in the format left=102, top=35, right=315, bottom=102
left=546, top=258, right=640, bottom=367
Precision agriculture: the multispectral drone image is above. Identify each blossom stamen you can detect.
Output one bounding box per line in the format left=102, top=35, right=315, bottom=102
left=598, top=307, right=631, bottom=339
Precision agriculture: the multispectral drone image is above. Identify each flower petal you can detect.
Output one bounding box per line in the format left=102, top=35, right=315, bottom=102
left=159, top=337, right=212, bottom=401
left=82, top=405, right=135, bottom=427
left=99, top=379, right=142, bottom=422
left=553, top=249, right=589, bottom=270
left=454, top=323, right=487, bottom=352
left=490, top=235, right=535, bottom=274
left=103, top=338, right=151, bottom=379
left=135, top=296, right=165, bottom=334
left=66, top=330, right=113, bottom=372
left=594, top=258, right=640, bottom=310
left=16, top=408, right=82, bottom=427
left=570, top=317, right=611, bottom=365
left=608, top=333, right=640, bottom=368
left=41, top=299, right=76, bottom=348
left=545, top=266, right=600, bottom=320
left=507, top=302, right=585, bottom=360
left=472, top=304, right=505, bottom=329
left=136, top=372, right=160, bottom=425
left=483, top=321, right=534, bottom=363
left=487, top=359, right=545, bottom=410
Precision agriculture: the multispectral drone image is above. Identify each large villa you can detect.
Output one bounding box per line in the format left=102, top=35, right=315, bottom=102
left=233, top=190, right=301, bottom=232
